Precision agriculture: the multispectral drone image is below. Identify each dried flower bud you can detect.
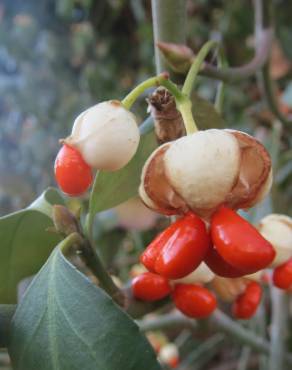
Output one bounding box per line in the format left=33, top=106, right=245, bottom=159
left=157, top=41, right=194, bottom=73
left=172, top=262, right=215, bottom=285
left=258, top=214, right=292, bottom=266
left=139, top=129, right=272, bottom=218
left=147, top=88, right=186, bottom=144
left=65, top=101, right=140, bottom=171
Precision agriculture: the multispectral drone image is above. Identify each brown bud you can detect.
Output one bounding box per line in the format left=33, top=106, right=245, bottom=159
left=52, top=205, right=80, bottom=236
left=147, top=88, right=186, bottom=144
left=157, top=41, right=194, bottom=73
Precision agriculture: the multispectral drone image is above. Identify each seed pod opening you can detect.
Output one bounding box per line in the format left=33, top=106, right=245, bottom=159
left=139, top=143, right=188, bottom=215
left=225, top=130, right=272, bottom=209
left=258, top=214, right=292, bottom=266
left=139, top=129, right=272, bottom=218
left=65, top=101, right=140, bottom=171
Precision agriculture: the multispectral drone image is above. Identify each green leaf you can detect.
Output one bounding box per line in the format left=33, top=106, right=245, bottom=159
left=9, top=237, right=161, bottom=370
left=192, top=92, right=225, bottom=130
left=89, top=128, right=157, bottom=215
left=0, top=188, right=64, bottom=303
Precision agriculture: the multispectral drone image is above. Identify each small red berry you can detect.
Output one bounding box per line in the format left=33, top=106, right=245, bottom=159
left=232, top=281, right=262, bottom=319
left=205, top=244, right=246, bottom=278
left=131, top=272, right=172, bottom=301
left=273, top=258, right=292, bottom=290
left=140, top=232, right=164, bottom=273
left=141, top=212, right=210, bottom=279
left=211, top=207, right=275, bottom=274
left=54, top=144, right=93, bottom=196
left=172, top=284, right=217, bottom=318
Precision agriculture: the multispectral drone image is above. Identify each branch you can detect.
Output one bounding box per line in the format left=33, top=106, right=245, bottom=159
left=137, top=309, right=292, bottom=366
left=256, top=0, right=292, bottom=130
left=156, top=0, right=273, bottom=85
left=268, top=287, right=289, bottom=370
left=151, top=0, right=187, bottom=82
left=199, top=29, right=273, bottom=83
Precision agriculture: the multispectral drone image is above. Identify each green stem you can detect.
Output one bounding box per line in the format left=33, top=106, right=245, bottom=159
left=177, top=99, right=198, bottom=134
left=215, top=47, right=228, bottom=114
left=63, top=232, right=124, bottom=306
left=78, top=238, right=124, bottom=306
left=151, top=0, right=187, bottom=82
left=121, top=73, right=198, bottom=134
left=60, top=232, right=84, bottom=255
left=86, top=169, right=100, bottom=243
left=121, top=74, right=183, bottom=110
left=182, top=40, right=218, bottom=98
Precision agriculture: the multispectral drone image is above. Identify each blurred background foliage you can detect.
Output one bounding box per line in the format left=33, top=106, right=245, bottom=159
left=0, top=0, right=291, bottom=217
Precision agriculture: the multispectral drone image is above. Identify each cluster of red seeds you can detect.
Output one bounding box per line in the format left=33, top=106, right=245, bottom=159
left=132, top=207, right=275, bottom=319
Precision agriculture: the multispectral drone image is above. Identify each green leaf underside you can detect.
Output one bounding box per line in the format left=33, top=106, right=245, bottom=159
left=90, top=129, right=157, bottom=215
left=0, top=188, right=64, bottom=303
left=9, top=241, right=161, bottom=370
left=192, top=93, right=225, bottom=130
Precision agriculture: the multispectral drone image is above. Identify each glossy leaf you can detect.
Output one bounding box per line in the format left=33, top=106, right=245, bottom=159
left=89, top=128, right=157, bottom=215
left=0, top=188, right=63, bottom=303
left=9, top=238, right=161, bottom=370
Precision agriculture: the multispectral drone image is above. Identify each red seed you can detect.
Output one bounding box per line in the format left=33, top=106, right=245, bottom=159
left=131, top=272, right=172, bottom=302
left=172, top=284, right=217, bottom=318
left=54, top=144, right=93, bottom=196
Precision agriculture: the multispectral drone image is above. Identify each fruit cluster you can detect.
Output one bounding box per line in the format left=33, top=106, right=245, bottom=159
left=55, top=101, right=140, bottom=196
left=132, top=208, right=274, bottom=319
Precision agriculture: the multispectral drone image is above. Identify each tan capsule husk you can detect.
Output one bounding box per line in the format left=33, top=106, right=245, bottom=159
left=171, top=262, right=215, bottom=285
left=65, top=101, right=140, bottom=171
left=139, top=129, right=272, bottom=218
left=225, top=130, right=272, bottom=210
left=147, top=88, right=186, bottom=144
left=258, top=214, right=292, bottom=266
left=139, top=143, right=189, bottom=215
left=211, top=276, right=250, bottom=303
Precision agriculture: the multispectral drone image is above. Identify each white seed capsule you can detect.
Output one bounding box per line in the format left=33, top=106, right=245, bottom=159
left=164, top=130, right=241, bottom=217
left=66, top=101, right=140, bottom=171
left=258, top=214, right=292, bottom=266
left=172, top=262, right=215, bottom=285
